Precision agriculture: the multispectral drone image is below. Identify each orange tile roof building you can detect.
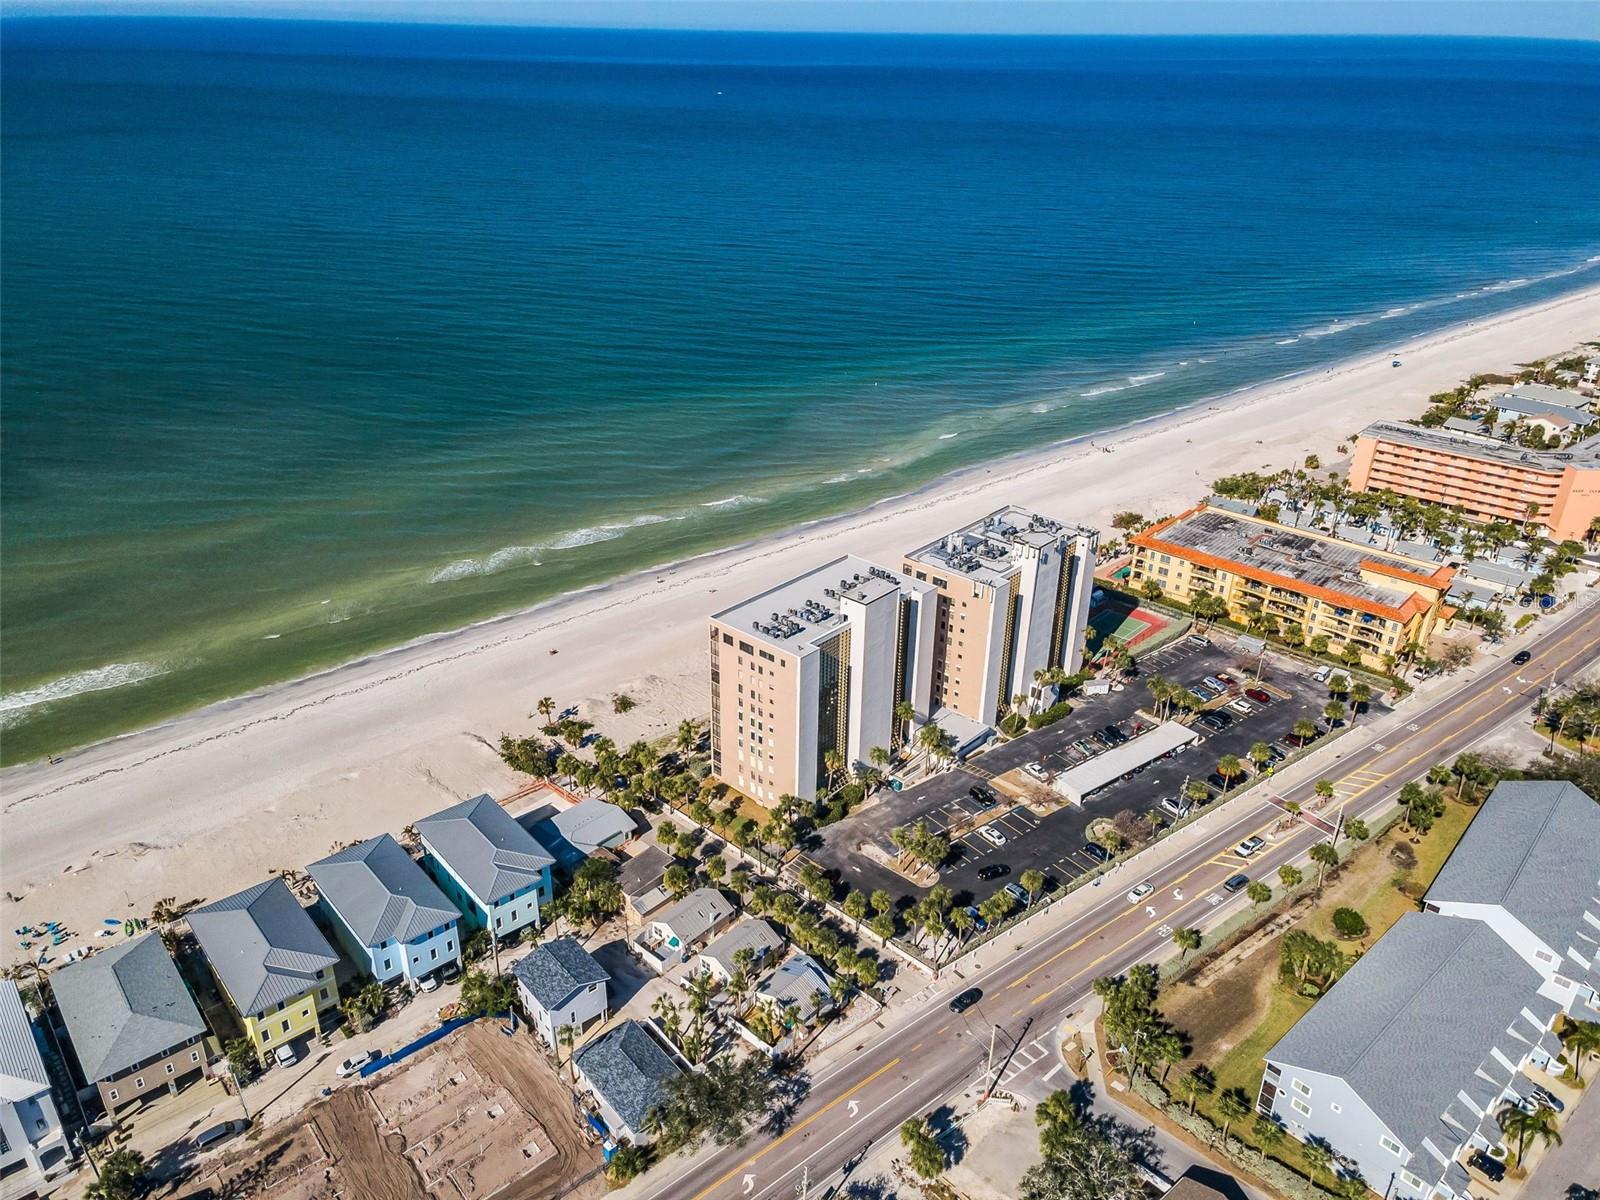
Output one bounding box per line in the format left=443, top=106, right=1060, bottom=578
left=1130, top=505, right=1454, bottom=668
left=1349, top=421, right=1600, bottom=542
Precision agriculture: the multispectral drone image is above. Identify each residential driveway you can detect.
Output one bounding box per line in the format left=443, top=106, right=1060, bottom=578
left=1516, top=1078, right=1600, bottom=1200
left=812, top=638, right=1382, bottom=908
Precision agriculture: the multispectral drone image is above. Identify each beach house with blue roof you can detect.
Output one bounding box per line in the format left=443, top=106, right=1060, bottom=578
left=416, top=794, right=555, bottom=945
left=307, top=834, right=460, bottom=990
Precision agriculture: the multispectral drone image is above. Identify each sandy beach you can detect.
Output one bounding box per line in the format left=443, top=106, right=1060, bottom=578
left=3, top=285, right=1597, bottom=956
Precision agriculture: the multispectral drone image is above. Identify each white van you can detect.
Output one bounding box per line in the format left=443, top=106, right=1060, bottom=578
left=1311, top=665, right=1332, bottom=683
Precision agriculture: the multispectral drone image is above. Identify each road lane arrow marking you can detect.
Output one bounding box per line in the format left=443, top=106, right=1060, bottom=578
left=743, top=1176, right=756, bottom=1194
left=848, top=1101, right=860, bottom=1119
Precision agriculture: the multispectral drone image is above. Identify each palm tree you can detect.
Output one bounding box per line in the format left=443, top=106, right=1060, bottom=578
left=1177, top=1065, right=1214, bottom=1114
left=1248, top=741, right=1273, bottom=773
left=1559, top=1019, right=1600, bottom=1081
left=1349, top=682, right=1371, bottom=721
left=1216, top=1087, right=1251, bottom=1146
left=1309, top=842, right=1339, bottom=889
left=537, top=696, right=556, bottom=723
left=1021, top=869, right=1046, bottom=905
left=1216, top=754, right=1244, bottom=791
left=676, top=719, right=698, bottom=752
left=1292, top=717, right=1318, bottom=744
left=1172, top=927, right=1202, bottom=961
left=1499, top=1103, right=1562, bottom=1162
left=1252, top=1116, right=1285, bottom=1164
left=1301, top=1140, right=1333, bottom=1185
left=1245, top=881, right=1272, bottom=907
left=1314, top=778, right=1336, bottom=805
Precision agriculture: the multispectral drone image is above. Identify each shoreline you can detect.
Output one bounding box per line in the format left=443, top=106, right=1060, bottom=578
left=3, top=282, right=1598, bottom=955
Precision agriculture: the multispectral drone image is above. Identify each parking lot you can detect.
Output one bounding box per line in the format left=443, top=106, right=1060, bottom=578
left=811, top=635, right=1382, bottom=910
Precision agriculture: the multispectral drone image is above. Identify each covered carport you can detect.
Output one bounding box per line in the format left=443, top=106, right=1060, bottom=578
left=1050, top=721, right=1200, bottom=805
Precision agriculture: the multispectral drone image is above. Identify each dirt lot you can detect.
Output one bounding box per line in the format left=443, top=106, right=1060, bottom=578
left=171, top=1023, right=604, bottom=1200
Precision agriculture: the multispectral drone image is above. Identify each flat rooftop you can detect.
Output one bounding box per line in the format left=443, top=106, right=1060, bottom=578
left=905, top=505, right=1084, bottom=588
left=1362, top=420, right=1600, bottom=469
left=711, top=554, right=903, bottom=647
left=1140, top=507, right=1447, bottom=614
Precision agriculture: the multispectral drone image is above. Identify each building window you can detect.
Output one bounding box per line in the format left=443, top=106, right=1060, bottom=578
left=135, top=1077, right=145, bottom=1090
left=191, top=1050, right=200, bottom=1062
left=1290, top=1098, right=1311, bottom=1117
left=1535, top=950, right=1555, bottom=964
left=166, top=1064, right=175, bottom=1075
left=1329, top=1102, right=1342, bottom=1114
left=281, top=1020, right=291, bottom=1033
left=320, top=988, right=329, bottom=1000
left=261, top=1030, right=271, bottom=1043
left=108, top=1089, right=118, bottom=1102
left=1292, top=1079, right=1312, bottom=1097
left=1399, top=1171, right=1423, bottom=1190
left=1379, top=1135, right=1404, bottom=1156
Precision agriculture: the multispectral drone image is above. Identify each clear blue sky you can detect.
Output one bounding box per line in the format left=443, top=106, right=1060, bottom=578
left=6, top=0, right=1598, bottom=39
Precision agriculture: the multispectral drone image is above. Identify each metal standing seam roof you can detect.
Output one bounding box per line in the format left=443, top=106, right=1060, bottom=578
left=50, top=934, right=207, bottom=1083
left=1424, top=780, right=1600, bottom=959
left=1052, top=721, right=1199, bottom=800
left=696, top=919, right=782, bottom=971
left=1265, top=913, right=1546, bottom=1154
left=306, top=834, right=459, bottom=947
left=530, top=799, right=638, bottom=860
left=574, top=1020, right=681, bottom=1135
left=757, top=953, right=834, bottom=1020
left=0, top=980, right=50, bottom=1104
left=415, top=793, right=555, bottom=905
left=187, top=878, right=339, bottom=1016
left=651, top=888, right=734, bottom=947
left=1492, top=393, right=1594, bottom=426
left=512, top=937, right=610, bottom=1012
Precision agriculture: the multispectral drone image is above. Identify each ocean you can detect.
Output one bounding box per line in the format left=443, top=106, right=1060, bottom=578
left=3, top=19, right=1598, bottom=764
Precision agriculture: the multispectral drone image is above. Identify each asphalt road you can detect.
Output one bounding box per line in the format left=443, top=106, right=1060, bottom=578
left=635, top=599, right=1600, bottom=1200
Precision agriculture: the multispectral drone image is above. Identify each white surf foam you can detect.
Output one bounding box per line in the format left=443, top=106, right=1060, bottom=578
left=0, top=661, right=169, bottom=722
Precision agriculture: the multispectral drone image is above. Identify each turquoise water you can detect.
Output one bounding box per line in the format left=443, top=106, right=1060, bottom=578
left=3, top=21, right=1599, bottom=764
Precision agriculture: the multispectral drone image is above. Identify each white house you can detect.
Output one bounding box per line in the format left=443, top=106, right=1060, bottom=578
left=512, top=937, right=610, bottom=1049
left=307, top=835, right=461, bottom=989
left=572, top=1021, right=682, bottom=1147
left=636, top=889, right=735, bottom=972
left=416, top=794, right=555, bottom=944
left=0, top=982, right=72, bottom=1199
left=692, top=919, right=782, bottom=984
left=755, top=952, right=835, bottom=1025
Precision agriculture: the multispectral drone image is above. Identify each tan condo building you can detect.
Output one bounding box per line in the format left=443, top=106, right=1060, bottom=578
left=1130, top=505, right=1454, bottom=668
left=1349, top=421, right=1600, bottom=542
left=900, top=507, right=1098, bottom=726
left=709, top=556, right=938, bottom=805
left=708, top=507, right=1096, bottom=804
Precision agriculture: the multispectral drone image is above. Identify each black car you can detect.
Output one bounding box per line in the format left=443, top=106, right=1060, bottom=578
left=977, top=863, right=1010, bottom=880
left=1223, top=873, right=1250, bottom=893
left=1512, top=650, right=1532, bottom=665
left=968, top=784, right=997, bottom=807
left=1467, top=1152, right=1505, bottom=1183
left=949, top=987, right=983, bottom=1014
left=1101, top=724, right=1129, bottom=745
left=1080, top=842, right=1111, bottom=863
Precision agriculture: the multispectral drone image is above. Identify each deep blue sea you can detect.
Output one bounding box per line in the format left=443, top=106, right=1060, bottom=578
left=3, top=20, right=1599, bottom=762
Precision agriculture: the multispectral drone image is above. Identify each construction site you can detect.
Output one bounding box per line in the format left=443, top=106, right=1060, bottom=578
left=175, top=1023, right=605, bottom=1200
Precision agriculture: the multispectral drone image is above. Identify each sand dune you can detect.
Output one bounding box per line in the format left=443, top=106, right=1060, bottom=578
left=4, top=285, right=1597, bottom=953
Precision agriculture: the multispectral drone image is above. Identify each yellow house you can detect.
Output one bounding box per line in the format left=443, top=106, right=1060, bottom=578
left=187, top=878, right=341, bottom=1064
left=1130, top=504, right=1455, bottom=669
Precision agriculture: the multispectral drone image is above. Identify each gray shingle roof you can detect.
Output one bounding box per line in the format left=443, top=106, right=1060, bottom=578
left=697, top=919, right=782, bottom=972
left=575, top=1020, right=681, bottom=1136
left=1424, top=780, right=1600, bottom=956
left=757, top=953, right=833, bottom=1020
left=187, top=879, right=339, bottom=1017
left=0, top=980, right=50, bottom=1103
left=51, top=935, right=207, bottom=1082
left=416, top=794, right=554, bottom=906
left=1266, top=913, right=1543, bottom=1153
left=530, top=799, right=637, bottom=863
left=306, top=834, right=458, bottom=947
left=618, top=846, right=671, bottom=898
left=513, top=937, right=610, bottom=1012
left=652, top=888, right=734, bottom=947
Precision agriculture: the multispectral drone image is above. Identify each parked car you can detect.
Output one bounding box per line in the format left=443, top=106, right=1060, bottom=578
left=1245, top=687, right=1273, bottom=704
left=1311, top=665, right=1332, bottom=682
left=1512, top=650, right=1532, bottom=665
left=337, top=1050, right=376, bottom=1078
left=1080, top=842, right=1111, bottom=863
left=1526, top=1085, right=1565, bottom=1113
left=1159, top=797, right=1191, bottom=819
left=273, top=1043, right=298, bottom=1068
left=1101, top=724, right=1129, bottom=745
left=418, top=974, right=441, bottom=993
left=978, top=863, right=1010, bottom=880
left=979, top=825, right=1008, bottom=847
left=1237, top=836, right=1266, bottom=857
left=1223, top=873, right=1250, bottom=894
left=1228, top=699, right=1254, bottom=716
left=1467, top=1152, right=1505, bottom=1183
left=949, top=987, right=983, bottom=1014
left=1202, top=676, right=1227, bottom=693
left=1024, top=761, right=1048, bottom=780
left=1215, top=672, right=1236, bottom=686
left=964, top=905, right=988, bottom=932
left=1186, top=634, right=1210, bottom=647
left=969, top=784, right=997, bottom=807
left=1004, top=882, right=1031, bottom=907
left=441, top=961, right=462, bottom=983
left=1126, top=881, right=1155, bottom=903
left=1194, top=681, right=1222, bottom=699
left=193, top=1120, right=249, bottom=1151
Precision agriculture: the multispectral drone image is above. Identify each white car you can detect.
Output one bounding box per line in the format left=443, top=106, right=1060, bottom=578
left=272, top=1043, right=297, bottom=1068
left=418, top=974, right=441, bottom=993
left=1237, top=836, right=1266, bottom=857
left=1023, top=761, right=1048, bottom=781
left=1126, top=881, right=1155, bottom=903
left=979, top=826, right=1008, bottom=847
left=336, top=1050, right=375, bottom=1078
left=1228, top=699, right=1254, bottom=715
